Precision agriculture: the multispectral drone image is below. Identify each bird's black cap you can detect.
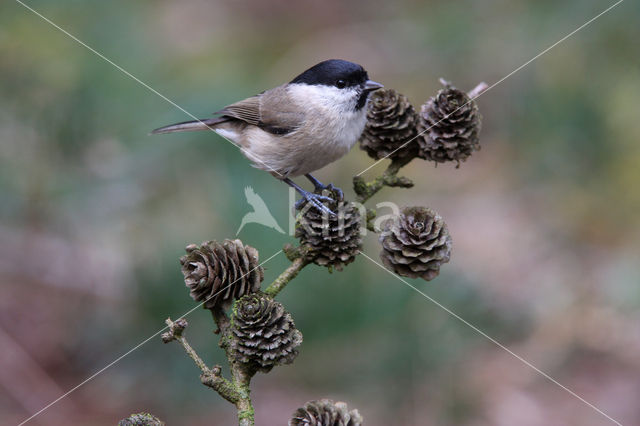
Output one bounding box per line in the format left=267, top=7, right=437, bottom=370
left=290, top=59, right=369, bottom=88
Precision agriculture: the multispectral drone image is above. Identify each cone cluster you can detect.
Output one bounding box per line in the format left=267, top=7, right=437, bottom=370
left=289, top=399, right=362, bottom=426
left=180, top=239, right=263, bottom=310
left=380, top=206, right=452, bottom=281
left=230, top=293, right=302, bottom=372
left=418, top=80, right=482, bottom=164
left=359, top=81, right=482, bottom=166
left=295, top=188, right=362, bottom=271
left=360, top=88, right=419, bottom=162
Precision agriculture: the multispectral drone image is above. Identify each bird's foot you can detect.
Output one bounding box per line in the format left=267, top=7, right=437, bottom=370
left=304, top=174, right=344, bottom=200
left=295, top=190, right=336, bottom=216
left=318, top=183, right=343, bottom=201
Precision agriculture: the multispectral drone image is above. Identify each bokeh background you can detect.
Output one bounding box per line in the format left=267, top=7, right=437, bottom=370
left=1, top=0, right=639, bottom=424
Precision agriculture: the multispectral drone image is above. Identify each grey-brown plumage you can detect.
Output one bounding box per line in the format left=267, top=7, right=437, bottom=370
left=216, top=86, right=304, bottom=136
left=152, top=60, right=382, bottom=215
left=152, top=60, right=381, bottom=178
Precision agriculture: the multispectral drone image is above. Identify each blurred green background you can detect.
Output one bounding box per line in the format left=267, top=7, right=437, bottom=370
left=1, top=0, right=639, bottom=424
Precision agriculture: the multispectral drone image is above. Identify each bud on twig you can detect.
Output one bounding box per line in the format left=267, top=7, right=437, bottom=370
left=161, top=318, right=187, bottom=343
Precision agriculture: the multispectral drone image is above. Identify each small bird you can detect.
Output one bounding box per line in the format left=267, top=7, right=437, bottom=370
left=152, top=59, right=382, bottom=215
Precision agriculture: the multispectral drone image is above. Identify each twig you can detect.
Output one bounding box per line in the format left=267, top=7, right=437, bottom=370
left=211, top=305, right=230, bottom=334
left=211, top=311, right=256, bottom=426
left=200, top=366, right=241, bottom=405
left=162, top=318, right=241, bottom=405
left=467, top=81, right=489, bottom=100
left=353, top=158, right=414, bottom=204
left=264, top=255, right=309, bottom=298
left=228, top=361, right=255, bottom=425
left=365, top=208, right=377, bottom=232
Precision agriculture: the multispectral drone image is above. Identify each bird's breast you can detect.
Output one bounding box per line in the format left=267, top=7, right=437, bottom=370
left=282, top=108, right=366, bottom=175
left=238, top=95, right=368, bottom=177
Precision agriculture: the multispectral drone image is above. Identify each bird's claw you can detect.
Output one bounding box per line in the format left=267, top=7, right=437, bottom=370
left=318, top=183, right=343, bottom=200
left=295, top=192, right=336, bottom=216
left=305, top=174, right=343, bottom=201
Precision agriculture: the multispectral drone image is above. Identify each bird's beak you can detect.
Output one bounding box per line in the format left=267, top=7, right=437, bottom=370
left=364, top=80, right=384, bottom=92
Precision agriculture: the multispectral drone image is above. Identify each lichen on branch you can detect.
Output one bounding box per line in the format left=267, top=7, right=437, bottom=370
left=353, top=157, right=414, bottom=204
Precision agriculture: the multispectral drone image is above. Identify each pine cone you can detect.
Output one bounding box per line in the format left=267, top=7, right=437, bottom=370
left=118, top=413, right=164, bottom=426
left=360, top=88, right=419, bottom=162
left=418, top=80, right=481, bottom=165
left=295, top=189, right=362, bottom=271
left=289, top=399, right=363, bottom=426
left=180, top=239, right=263, bottom=310
left=380, top=206, right=452, bottom=281
left=230, top=293, right=302, bottom=372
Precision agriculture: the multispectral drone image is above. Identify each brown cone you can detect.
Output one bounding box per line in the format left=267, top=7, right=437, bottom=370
left=295, top=188, right=362, bottom=271
left=380, top=206, right=452, bottom=281
left=360, top=88, right=419, bottom=162
left=230, top=293, right=302, bottom=372
left=180, top=239, right=263, bottom=310
left=289, top=399, right=363, bottom=426
left=418, top=80, right=482, bottom=165
left=118, top=413, right=164, bottom=426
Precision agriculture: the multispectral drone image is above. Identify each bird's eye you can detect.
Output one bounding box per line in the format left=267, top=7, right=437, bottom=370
left=336, top=79, right=347, bottom=89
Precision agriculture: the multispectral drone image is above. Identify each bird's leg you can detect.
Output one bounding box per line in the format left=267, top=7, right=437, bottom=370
left=283, top=178, right=335, bottom=216
left=304, top=174, right=343, bottom=200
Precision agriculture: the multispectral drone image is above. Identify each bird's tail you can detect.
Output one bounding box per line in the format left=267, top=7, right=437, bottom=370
left=150, top=117, right=229, bottom=134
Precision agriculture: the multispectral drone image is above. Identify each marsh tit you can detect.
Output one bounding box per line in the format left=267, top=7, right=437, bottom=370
left=152, top=59, right=383, bottom=215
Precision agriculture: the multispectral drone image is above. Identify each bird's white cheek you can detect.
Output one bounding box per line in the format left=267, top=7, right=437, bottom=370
left=342, top=110, right=368, bottom=146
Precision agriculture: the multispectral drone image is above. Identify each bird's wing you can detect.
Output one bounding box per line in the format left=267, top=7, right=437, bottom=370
left=216, top=86, right=304, bottom=135
left=216, top=96, right=262, bottom=126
